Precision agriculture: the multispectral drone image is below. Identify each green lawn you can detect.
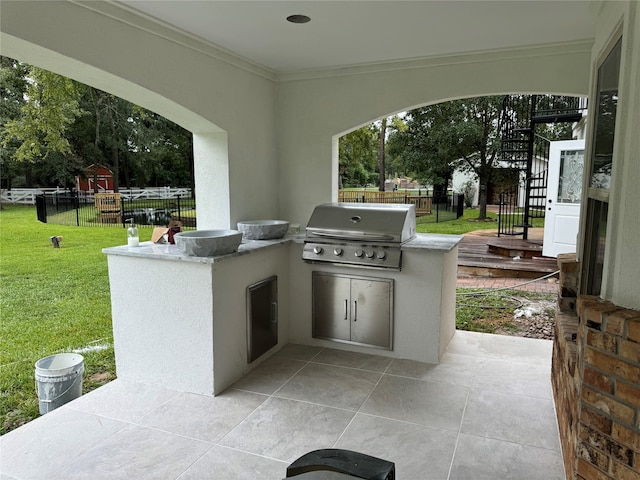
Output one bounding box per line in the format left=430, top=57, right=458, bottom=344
left=417, top=208, right=499, bottom=234
left=0, top=203, right=543, bottom=435
left=0, top=205, right=124, bottom=434
left=417, top=207, right=544, bottom=235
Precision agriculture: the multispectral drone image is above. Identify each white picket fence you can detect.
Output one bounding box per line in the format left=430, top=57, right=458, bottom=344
left=0, top=188, right=57, bottom=204
left=120, top=187, right=192, bottom=200
left=1, top=187, right=193, bottom=205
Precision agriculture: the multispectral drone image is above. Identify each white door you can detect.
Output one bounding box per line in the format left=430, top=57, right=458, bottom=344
left=543, top=140, right=585, bottom=257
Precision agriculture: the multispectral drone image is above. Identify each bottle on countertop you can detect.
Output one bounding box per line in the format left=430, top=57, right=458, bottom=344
left=127, top=219, right=139, bottom=247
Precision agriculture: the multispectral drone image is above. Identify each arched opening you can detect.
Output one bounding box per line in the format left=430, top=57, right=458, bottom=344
left=0, top=41, right=233, bottom=432
left=333, top=94, right=586, bottom=338
left=2, top=38, right=232, bottom=229
left=334, top=93, right=587, bottom=228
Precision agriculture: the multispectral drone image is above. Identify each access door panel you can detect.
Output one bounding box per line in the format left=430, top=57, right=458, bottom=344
left=312, top=273, right=351, bottom=341
left=350, top=278, right=393, bottom=349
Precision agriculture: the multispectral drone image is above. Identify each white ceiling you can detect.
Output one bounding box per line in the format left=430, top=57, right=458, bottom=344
left=117, top=1, right=595, bottom=73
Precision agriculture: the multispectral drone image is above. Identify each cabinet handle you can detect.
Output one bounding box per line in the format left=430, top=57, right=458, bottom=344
left=271, top=301, right=278, bottom=323
left=353, top=300, right=358, bottom=321
left=344, top=299, right=348, bottom=320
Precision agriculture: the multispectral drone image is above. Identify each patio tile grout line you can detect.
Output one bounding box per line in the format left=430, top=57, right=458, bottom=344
left=64, top=394, right=225, bottom=480
left=331, top=359, right=392, bottom=448
left=213, top=348, right=327, bottom=453
left=2, top=338, right=561, bottom=479
left=446, top=388, right=471, bottom=480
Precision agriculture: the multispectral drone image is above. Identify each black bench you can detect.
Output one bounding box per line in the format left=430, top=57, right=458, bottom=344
left=285, top=449, right=395, bottom=480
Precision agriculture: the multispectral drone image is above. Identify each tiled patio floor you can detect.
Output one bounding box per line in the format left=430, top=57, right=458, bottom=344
left=0, top=331, right=564, bottom=480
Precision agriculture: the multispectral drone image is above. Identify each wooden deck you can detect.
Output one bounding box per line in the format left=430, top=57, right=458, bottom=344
left=457, top=229, right=560, bottom=279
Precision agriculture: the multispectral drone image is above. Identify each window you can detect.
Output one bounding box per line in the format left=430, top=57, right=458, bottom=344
left=582, top=38, right=622, bottom=296
left=558, top=149, right=584, bottom=203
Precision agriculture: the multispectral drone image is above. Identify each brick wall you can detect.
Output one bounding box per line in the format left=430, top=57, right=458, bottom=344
left=552, top=253, right=640, bottom=479
left=553, top=310, right=580, bottom=478
left=575, top=297, right=640, bottom=479
left=553, top=254, right=581, bottom=479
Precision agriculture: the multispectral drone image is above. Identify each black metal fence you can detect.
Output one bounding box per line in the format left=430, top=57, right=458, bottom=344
left=415, top=193, right=465, bottom=224
left=36, top=191, right=196, bottom=229
left=497, top=186, right=522, bottom=236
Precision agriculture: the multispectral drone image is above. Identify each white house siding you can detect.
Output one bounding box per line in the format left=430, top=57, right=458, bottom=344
left=452, top=170, right=479, bottom=207
left=1, top=1, right=638, bottom=310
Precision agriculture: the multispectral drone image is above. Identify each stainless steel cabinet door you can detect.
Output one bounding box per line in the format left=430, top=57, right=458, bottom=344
left=312, top=272, right=393, bottom=349
left=312, top=273, right=351, bottom=341
left=350, top=278, right=392, bottom=348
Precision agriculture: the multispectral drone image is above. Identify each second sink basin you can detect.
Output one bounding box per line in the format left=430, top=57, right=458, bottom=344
left=237, top=220, right=289, bottom=240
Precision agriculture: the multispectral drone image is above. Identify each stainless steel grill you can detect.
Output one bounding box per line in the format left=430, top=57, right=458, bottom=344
left=302, top=202, right=416, bottom=270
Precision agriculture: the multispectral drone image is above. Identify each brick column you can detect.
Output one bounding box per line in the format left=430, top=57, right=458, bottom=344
left=552, top=253, right=640, bottom=479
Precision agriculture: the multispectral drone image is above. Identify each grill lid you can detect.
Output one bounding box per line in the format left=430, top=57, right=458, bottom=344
left=305, top=203, right=416, bottom=244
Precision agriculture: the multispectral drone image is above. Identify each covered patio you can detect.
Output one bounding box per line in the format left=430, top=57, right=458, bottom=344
left=2, top=1, right=640, bottom=479
left=1, top=331, right=562, bottom=480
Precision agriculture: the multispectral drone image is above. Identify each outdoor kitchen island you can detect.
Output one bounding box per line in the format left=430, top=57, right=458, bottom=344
left=103, top=231, right=461, bottom=397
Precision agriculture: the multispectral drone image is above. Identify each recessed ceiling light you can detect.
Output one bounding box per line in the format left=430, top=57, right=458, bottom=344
left=287, top=14, right=311, bottom=24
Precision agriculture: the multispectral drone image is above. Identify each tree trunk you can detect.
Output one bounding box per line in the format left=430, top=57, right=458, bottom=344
left=93, top=93, right=102, bottom=194
left=188, top=134, right=196, bottom=199
left=106, top=96, right=120, bottom=192
left=378, top=117, right=387, bottom=192
left=477, top=176, right=489, bottom=220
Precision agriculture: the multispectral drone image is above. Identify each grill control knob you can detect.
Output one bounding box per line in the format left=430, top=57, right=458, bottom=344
left=313, top=246, right=324, bottom=255
left=365, top=250, right=375, bottom=259
left=376, top=251, right=387, bottom=260
left=355, top=249, right=364, bottom=258
left=333, top=248, right=343, bottom=257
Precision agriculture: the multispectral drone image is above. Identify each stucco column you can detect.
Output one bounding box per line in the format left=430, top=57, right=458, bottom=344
left=193, top=132, right=231, bottom=229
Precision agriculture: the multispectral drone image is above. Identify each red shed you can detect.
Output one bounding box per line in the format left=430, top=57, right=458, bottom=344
left=76, top=164, right=114, bottom=192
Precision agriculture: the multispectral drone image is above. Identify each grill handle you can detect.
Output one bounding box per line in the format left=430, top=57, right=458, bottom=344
left=306, top=230, right=395, bottom=242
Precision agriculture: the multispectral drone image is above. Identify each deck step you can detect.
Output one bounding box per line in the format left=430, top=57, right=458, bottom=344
left=457, top=231, right=558, bottom=279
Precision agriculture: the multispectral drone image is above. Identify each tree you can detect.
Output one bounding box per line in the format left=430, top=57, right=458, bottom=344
left=454, top=97, right=505, bottom=220
left=1, top=63, right=86, bottom=189
left=131, top=107, right=194, bottom=188
left=377, top=117, right=387, bottom=191
left=0, top=57, right=29, bottom=189
left=338, top=124, right=377, bottom=188
left=387, top=103, right=463, bottom=200
left=1, top=57, right=195, bottom=190
left=1, top=66, right=83, bottom=164
left=388, top=97, right=505, bottom=219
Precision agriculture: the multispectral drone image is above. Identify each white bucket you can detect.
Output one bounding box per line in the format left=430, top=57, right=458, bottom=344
left=35, top=353, right=84, bottom=414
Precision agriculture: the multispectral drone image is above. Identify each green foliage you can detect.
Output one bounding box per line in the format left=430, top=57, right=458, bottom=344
left=1, top=67, right=84, bottom=162
left=339, top=124, right=378, bottom=187
left=0, top=57, right=193, bottom=190
left=387, top=97, right=505, bottom=186
left=0, top=58, right=30, bottom=188
left=0, top=205, right=120, bottom=434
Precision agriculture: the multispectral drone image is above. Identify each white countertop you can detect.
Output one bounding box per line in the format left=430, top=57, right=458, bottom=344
left=102, top=233, right=462, bottom=262
left=102, top=236, right=295, bottom=264
left=403, top=233, right=463, bottom=252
